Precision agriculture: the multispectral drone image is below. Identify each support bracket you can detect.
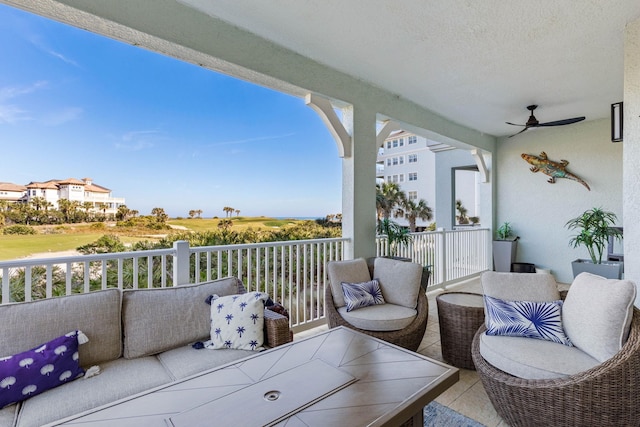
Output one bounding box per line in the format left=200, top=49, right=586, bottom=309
left=305, top=93, right=351, bottom=157
left=471, top=149, right=489, bottom=183
left=376, top=120, right=402, bottom=148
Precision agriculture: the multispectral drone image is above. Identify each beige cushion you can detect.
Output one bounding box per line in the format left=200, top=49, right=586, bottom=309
left=481, top=271, right=560, bottom=301
left=0, top=289, right=122, bottom=367
left=480, top=333, right=599, bottom=380
left=122, top=277, right=242, bottom=359
left=327, top=258, right=371, bottom=308
left=373, top=257, right=422, bottom=309
left=563, top=272, right=637, bottom=362
left=337, top=303, right=417, bottom=331
left=16, top=356, right=172, bottom=427
left=0, top=404, right=17, bottom=427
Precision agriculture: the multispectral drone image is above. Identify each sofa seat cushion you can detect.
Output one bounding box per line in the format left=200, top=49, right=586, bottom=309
left=16, top=356, right=172, bottom=427
left=563, top=272, right=637, bottom=362
left=0, top=289, right=122, bottom=367
left=157, top=345, right=254, bottom=380
left=373, top=257, right=422, bottom=309
left=122, top=277, right=243, bottom=359
left=0, top=405, right=16, bottom=427
left=337, top=303, right=417, bottom=331
left=480, top=333, right=599, bottom=380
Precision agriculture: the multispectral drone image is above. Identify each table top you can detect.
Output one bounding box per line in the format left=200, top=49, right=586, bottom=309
left=50, top=327, right=458, bottom=427
left=437, top=292, right=485, bottom=308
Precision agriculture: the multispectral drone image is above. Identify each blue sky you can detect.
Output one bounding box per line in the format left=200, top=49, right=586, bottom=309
left=0, top=4, right=342, bottom=218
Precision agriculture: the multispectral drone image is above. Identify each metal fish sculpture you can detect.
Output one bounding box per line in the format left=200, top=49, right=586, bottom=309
left=521, top=152, right=590, bottom=191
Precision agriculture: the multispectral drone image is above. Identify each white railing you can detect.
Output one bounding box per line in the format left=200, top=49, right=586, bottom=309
left=376, top=228, right=491, bottom=289
left=0, top=228, right=490, bottom=331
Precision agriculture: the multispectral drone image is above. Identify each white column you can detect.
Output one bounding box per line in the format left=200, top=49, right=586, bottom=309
left=341, top=105, right=378, bottom=259
left=623, top=17, right=640, bottom=305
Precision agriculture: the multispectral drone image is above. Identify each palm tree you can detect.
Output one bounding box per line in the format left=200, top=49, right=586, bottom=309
left=196, top=209, right=203, bottom=218
left=456, top=199, right=469, bottom=224
left=375, top=182, right=405, bottom=220
left=399, top=199, right=433, bottom=232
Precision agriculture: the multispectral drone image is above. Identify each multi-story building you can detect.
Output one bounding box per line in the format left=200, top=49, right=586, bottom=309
left=377, top=131, right=478, bottom=229
left=1, top=177, right=125, bottom=215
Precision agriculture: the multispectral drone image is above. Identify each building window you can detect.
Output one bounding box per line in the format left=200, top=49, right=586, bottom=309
left=387, top=158, right=392, bottom=166
left=408, top=154, right=417, bottom=163
left=386, top=176, right=392, bottom=182
left=408, top=191, right=417, bottom=201
left=392, top=157, right=398, bottom=165
left=408, top=136, right=417, bottom=144
left=398, top=138, right=404, bottom=147
left=387, top=141, right=391, bottom=149
left=392, top=175, right=399, bottom=183
left=399, top=156, right=404, bottom=165
left=399, top=174, right=405, bottom=183
left=392, top=139, right=398, bottom=148
left=409, top=172, right=418, bottom=181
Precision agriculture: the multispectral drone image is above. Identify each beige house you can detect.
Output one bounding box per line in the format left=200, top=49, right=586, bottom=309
left=4, top=178, right=125, bottom=215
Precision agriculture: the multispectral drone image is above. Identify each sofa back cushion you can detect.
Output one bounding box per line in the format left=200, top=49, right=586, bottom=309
left=122, top=277, right=242, bottom=359
left=563, top=272, right=637, bottom=362
left=0, top=289, right=122, bottom=367
left=481, top=271, right=560, bottom=302
left=373, top=257, right=422, bottom=309
left=327, top=258, right=371, bottom=308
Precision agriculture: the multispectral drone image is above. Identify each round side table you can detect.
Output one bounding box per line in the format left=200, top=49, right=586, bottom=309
left=436, top=292, right=485, bottom=370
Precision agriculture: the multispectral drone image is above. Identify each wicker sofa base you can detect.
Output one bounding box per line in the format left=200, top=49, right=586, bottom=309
left=471, top=308, right=640, bottom=427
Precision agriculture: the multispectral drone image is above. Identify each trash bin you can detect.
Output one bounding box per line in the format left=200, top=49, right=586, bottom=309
left=511, top=262, right=536, bottom=273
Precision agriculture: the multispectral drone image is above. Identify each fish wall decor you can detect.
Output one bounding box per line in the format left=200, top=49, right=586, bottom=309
left=521, top=151, right=590, bottom=191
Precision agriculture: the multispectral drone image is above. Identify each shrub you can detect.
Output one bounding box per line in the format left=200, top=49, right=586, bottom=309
left=3, top=225, right=36, bottom=235
left=90, top=222, right=106, bottom=229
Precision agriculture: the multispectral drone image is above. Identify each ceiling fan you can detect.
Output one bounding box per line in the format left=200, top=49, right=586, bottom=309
left=506, top=105, right=585, bottom=138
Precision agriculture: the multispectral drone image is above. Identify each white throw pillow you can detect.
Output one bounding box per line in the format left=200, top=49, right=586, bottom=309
left=207, top=292, right=269, bottom=351
left=563, top=272, right=637, bottom=362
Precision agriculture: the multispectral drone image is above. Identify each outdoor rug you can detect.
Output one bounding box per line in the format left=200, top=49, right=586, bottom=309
left=424, top=401, right=486, bottom=427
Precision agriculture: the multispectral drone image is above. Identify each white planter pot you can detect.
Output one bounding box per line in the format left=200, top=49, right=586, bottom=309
left=571, top=259, right=623, bottom=279
left=492, top=239, right=518, bottom=273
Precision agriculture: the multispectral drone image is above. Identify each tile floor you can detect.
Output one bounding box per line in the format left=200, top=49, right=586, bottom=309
left=294, top=277, right=505, bottom=427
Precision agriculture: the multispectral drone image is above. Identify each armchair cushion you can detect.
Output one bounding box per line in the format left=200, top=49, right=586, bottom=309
left=327, top=258, right=371, bottom=308
left=563, top=272, right=637, bottom=362
left=373, top=257, right=422, bottom=309
left=337, top=303, right=417, bottom=331
left=479, top=333, right=599, bottom=379
left=481, top=271, right=560, bottom=302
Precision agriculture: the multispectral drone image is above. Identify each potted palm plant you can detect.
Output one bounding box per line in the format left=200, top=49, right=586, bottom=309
left=565, top=207, right=623, bottom=279
left=377, top=218, right=411, bottom=260
left=493, top=222, right=519, bottom=272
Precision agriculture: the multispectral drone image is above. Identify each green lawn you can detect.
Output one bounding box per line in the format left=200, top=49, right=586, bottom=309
left=0, top=217, right=308, bottom=261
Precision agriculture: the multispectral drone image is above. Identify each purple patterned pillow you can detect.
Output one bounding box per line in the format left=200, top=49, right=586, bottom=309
left=0, top=331, right=86, bottom=408
left=341, top=279, right=386, bottom=312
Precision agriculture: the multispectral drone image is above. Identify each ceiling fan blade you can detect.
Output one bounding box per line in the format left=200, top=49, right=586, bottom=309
left=536, top=117, right=586, bottom=127
left=505, top=121, right=526, bottom=127
left=508, top=127, right=529, bottom=138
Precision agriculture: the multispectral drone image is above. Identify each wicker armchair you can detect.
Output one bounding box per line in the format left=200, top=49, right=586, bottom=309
left=325, top=257, right=428, bottom=352
left=471, top=307, right=640, bottom=427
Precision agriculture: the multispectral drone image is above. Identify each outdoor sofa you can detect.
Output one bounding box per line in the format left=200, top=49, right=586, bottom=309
left=0, top=277, right=291, bottom=427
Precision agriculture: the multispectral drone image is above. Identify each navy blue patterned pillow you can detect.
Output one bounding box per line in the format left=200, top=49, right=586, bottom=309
left=341, top=279, right=386, bottom=312
left=0, top=331, right=87, bottom=408
left=484, top=295, right=573, bottom=346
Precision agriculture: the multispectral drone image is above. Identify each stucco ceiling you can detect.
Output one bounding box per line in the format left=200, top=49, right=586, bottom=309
left=178, top=0, right=640, bottom=137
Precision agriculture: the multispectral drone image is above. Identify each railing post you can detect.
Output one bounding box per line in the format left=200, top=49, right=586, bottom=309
left=173, top=240, right=191, bottom=285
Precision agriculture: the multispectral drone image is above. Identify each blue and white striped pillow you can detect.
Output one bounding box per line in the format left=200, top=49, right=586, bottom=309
left=484, top=295, right=573, bottom=346
left=341, top=279, right=386, bottom=312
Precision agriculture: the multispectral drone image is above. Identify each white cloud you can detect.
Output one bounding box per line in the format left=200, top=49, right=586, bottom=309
left=0, top=82, right=47, bottom=124
left=42, top=107, right=83, bottom=126
left=29, top=36, right=80, bottom=67
left=114, top=130, right=162, bottom=151
left=209, top=132, right=295, bottom=147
